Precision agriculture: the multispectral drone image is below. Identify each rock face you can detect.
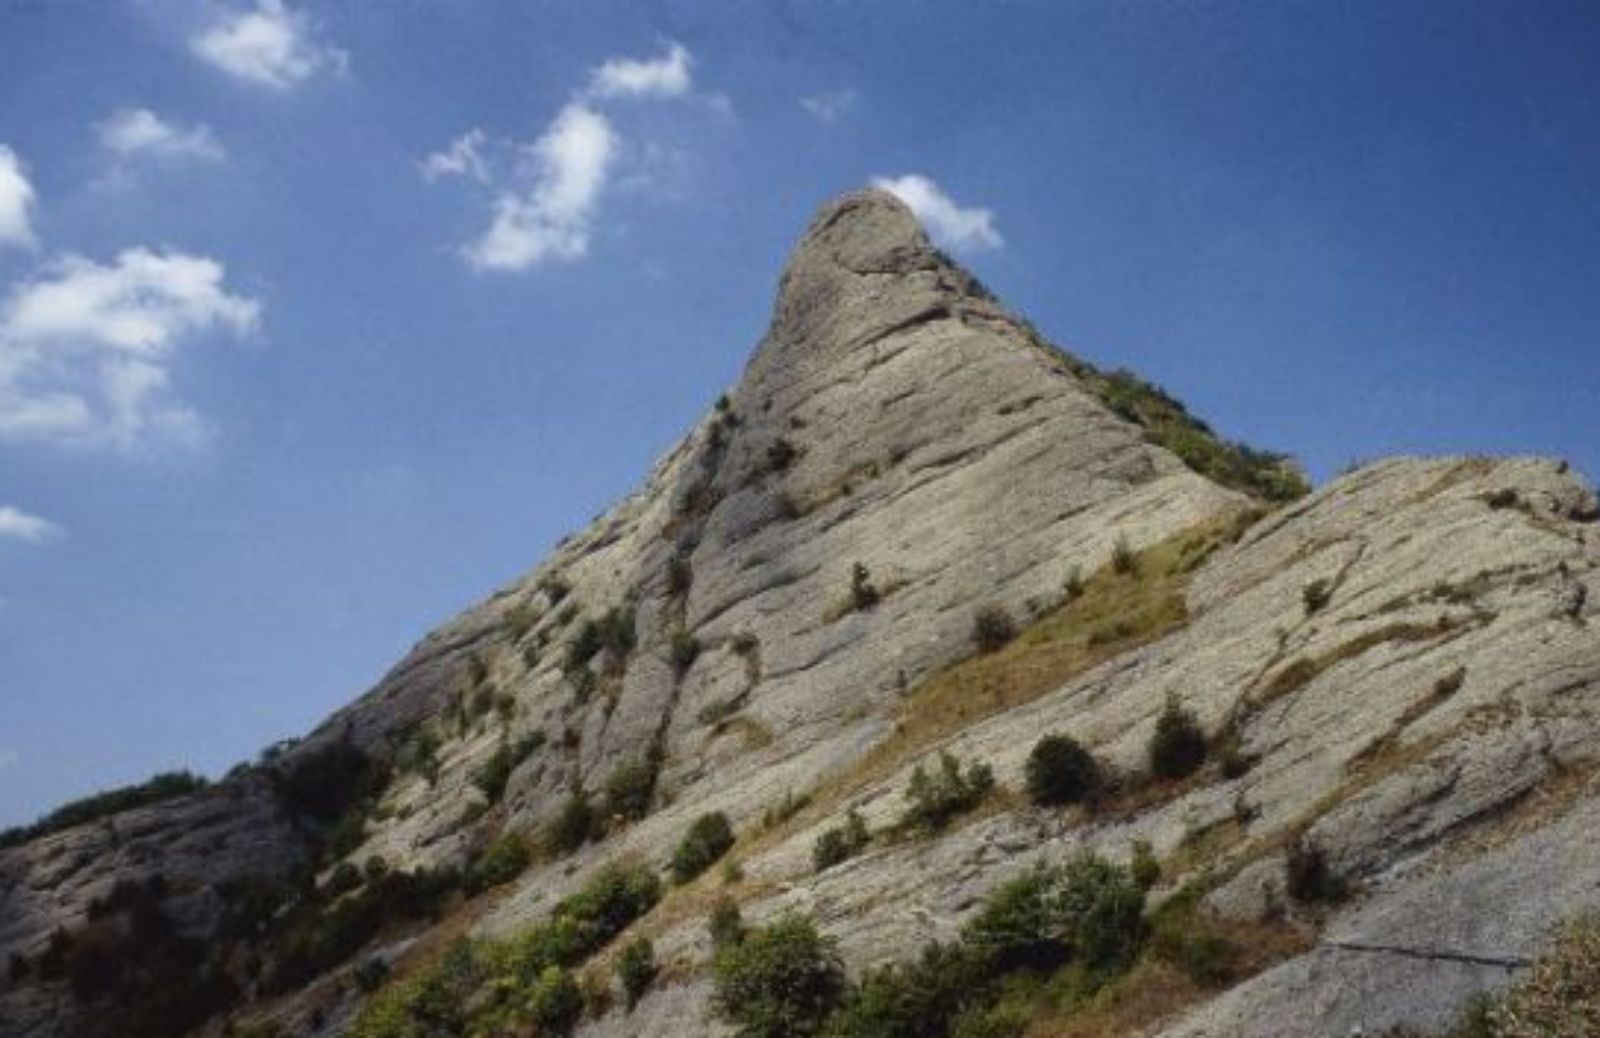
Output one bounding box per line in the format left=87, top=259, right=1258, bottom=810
left=2, top=189, right=1598, bottom=1038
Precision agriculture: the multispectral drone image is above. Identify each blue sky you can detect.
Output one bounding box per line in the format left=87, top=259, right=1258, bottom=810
left=1, top=1, right=1597, bottom=826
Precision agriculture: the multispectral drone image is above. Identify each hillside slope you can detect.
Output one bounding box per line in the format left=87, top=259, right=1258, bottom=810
left=1, top=189, right=1596, bottom=1038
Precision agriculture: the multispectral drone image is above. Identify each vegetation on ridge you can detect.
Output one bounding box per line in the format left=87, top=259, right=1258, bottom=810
left=0, top=770, right=208, bottom=848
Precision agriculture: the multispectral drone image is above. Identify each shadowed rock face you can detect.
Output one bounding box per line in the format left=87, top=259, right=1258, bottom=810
left=3, top=190, right=1598, bottom=1038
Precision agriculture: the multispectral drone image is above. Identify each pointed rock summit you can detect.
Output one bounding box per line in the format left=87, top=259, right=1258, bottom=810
left=3, top=189, right=1597, bottom=1038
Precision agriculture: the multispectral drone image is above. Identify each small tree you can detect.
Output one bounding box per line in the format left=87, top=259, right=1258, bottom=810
left=1148, top=695, right=1207, bottom=780
left=713, top=915, right=846, bottom=1038
left=1285, top=839, right=1346, bottom=903
left=971, top=605, right=1018, bottom=653
left=1024, top=734, right=1101, bottom=806
left=615, top=937, right=657, bottom=1009
left=671, top=812, right=736, bottom=884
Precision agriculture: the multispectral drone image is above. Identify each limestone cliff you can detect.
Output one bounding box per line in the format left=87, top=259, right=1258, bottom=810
left=1, top=189, right=1596, bottom=1038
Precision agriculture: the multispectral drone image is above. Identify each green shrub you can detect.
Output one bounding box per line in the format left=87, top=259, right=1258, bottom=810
left=464, top=832, right=530, bottom=894
left=812, top=809, right=870, bottom=873
left=666, top=555, right=693, bottom=596
left=527, top=966, right=582, bottom=1036
left=850, top=562, right=880, bottom=611
left=1054, top=853, right=1147, bottom=972
left=961, top=864, right=1070, bottom=973
left=544, top=793, right=595, bottom=856
left=597, top=606, right=637, bottom=657
left=324, top=861, right=363, bottom=898
left=604, top=754, right=660, bottom=821
left=766, top=438, right=799, bottom=472
left=1148, top=695, right=1207, bottom=780
left=0, top=771, right=209, bottom=849
left=1024, top=734, right=1100, bottom=807
left=900, top=752, right=995, bottom=833
left=557, top=862, right=662, bottom=945
left=1111, top=536, right=1139, bottom=575
left=971, top=605, right=1018, bottom=653
left=615, top=937, right=657, bottom=1009
left=671, top=812, right=736, bottom=884
left=1302, top=579, right=1332, bottom=615
left=709, top=895, right=745, bottom=950
left=1130, top=839, right=1160, bottom=891
left=670, top=630, right=702, bottom=676
left=473, top=734, right=545, bottom=804
left=826, top=941, right=988, bottom=1038
left=713, top=915, right=846, bottom=1038
left=1285, top=839, right=1346, bottom=903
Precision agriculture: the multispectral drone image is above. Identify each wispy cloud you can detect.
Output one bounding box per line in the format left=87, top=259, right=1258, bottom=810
left=190, top=0, right=347, bottom=91
left=420, top=129, right=489, bottom=183
left=873, top=174, right=1003, bottom=252
left=469, top=105, right=617, bottom=270
left=0, top=146, right=38, bottom=251
left=588, top=41, right=692, bottom=100
left=800, top=89, right=857, bottom=124
left=98, top=108, right=225, bottom=163
left=0, top=506, right=59, bottom=544
left=0, top=249, right=260, bottom=450
left=430, top=40, right=705, bottom=273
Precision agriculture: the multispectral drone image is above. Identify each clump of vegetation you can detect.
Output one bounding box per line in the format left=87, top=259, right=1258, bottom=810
left=666, top=554, right=693, bottom=595
left=971, top=604, right=1018, bottom=653
left=464, top=832, right=531, bottom=894
left=1285, top=839, right=1346, bottom=903
left=615, top=936, right=657, bottom=1009
left=1302, top=578, right=1332, bottom=615
left=766, top=437, right=799, bottom=473
left=812, top=809, right=871, bottom=873
left=1112, top=536, right=1140, bottom=576
left=597, top=606, right=637, bottom=657
left=1130, top=840, right=1161, bottom=891
left=823, top=853, right=1149, bottom=1038
left=0, top=770, right=209, bottom=848
left=762, top=789, right=811, bottom=830
left=713, top=914, right=847, bottom=1038
left=850, top=562, right=880, bottom=611
left=1148, top=695, right=1207, bottom=781
left=604, top=754, right=660, bottom=822
left=900, top=752, right=996, bottom=833
left=1024, top=733, right=1101, bottom=807
left=544, top=792, right=596, bottom=856
left=671, top=811, right=736, bottom=884
left=527, top=966, right=583, bottom=1036
left=731, top=632, right=760, bottom=657
left=539, top=575, right=571, bottom=604
left=473, top=733, right=545, bottom=804
left=1085, top=366, right=1309, bottom=502
left=670, top=629, right=702, bottom=676
left=1484, top=488, right=1522, bottom=511
left=709, top=895, right=746, bottom=950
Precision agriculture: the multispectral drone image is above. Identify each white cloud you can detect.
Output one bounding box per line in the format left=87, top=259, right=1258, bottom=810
left=0, top=249, right=259, bottom=449
left=190, top=0, right=347, bottom=91
left=420, top=129, right=488, bottom=183
left=0, top=146, right=38, bottom=251
left=872, top=174, right=1003, bottom=252
left=432, top=42, right=706, bottom=273
left=800, top=90, right=857, bottom=124
left=467, top=104, right=617, bottom=271
left=588, top=41, right=692, bottom=99
left=0, top=507, right=59, bottom=544
left=98, top=108, right=225, bottom=163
